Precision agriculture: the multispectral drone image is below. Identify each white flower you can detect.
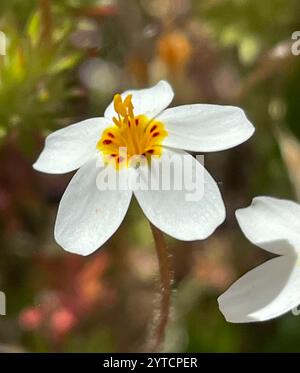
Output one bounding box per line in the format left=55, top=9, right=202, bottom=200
left=218, top=196, right=300, bottom=323
left=33, top=80, right=254, bottom=256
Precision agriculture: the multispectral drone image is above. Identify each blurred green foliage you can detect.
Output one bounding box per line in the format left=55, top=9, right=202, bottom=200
left=0, top=3, right=82, bottom=152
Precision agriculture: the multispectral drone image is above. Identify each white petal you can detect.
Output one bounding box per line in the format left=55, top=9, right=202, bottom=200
left=104, top=80, right=174, bottom=120
left=159, top=104, right=254, bottom=152
left=236, top=196, right=300, bottom=256
left=218, top=255, right=300, bottom=322
left=132, top=149, right=225, bottom=240
left=33, top=118, right=109, bottom=174
left=54, top=158, right=132, bottom=256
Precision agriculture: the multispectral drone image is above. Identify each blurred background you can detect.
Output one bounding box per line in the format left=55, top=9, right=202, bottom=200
left=0, top=0, right=300, bottom=352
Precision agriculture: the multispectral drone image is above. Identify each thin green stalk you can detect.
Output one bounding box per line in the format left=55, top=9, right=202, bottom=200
left=147, top=222, right=173, bottom=352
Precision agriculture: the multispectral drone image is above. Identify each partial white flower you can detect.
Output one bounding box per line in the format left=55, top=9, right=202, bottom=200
left=218, top=196, right=300, bottom=323
left=33, top=80, right=254, bottom=256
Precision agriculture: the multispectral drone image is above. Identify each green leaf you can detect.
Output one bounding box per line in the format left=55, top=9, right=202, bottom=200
left=49, top=53, right=81, bottom=74
left=26, top=11, right=41, bottom=46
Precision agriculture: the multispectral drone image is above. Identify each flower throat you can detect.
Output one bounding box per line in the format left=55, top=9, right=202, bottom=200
left=97, top=94, right=167, bottom=169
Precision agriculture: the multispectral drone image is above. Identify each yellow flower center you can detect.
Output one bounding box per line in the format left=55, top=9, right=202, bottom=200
left=97, top=94, right=167, bottom=169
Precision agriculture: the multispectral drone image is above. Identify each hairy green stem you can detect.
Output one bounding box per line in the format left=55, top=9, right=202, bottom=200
left=147, top=222, right=173, bottom=352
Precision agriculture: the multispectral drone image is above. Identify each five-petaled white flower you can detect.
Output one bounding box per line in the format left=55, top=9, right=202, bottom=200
left=33, top=80, right=254, bottom=256
left=218, top=196, right=300, bottom=322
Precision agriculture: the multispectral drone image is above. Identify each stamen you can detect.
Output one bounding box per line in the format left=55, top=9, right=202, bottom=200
left=97, top=94, right=168, bottom=170
left=113, top=117, right=121, bottom=127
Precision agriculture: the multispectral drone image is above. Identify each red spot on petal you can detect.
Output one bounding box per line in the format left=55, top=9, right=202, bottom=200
left=150, top=125, right=157, bottom=133
left=135, top=119, right=139, bottom=125
left=152, top=132, right=160, bottom=137
left=103, top=139, right=112, bottom=145
left=108, top=132, right=115, bottom=138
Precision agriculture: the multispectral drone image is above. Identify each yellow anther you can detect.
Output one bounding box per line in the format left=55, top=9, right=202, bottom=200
left=113, top=94, right=135, bottom=123
left=123, top=94, right=134, bottom=119
left=113, top=94, right=127, bottom=117
left=123, top=94, right=132, bottom=107
left=113, top=94, right=122, bottom=111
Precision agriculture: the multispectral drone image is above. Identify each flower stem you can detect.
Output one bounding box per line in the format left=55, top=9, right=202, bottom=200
left=147, top=222, right=173, bottom=352
left=39, top=0, right=52, bottom=44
